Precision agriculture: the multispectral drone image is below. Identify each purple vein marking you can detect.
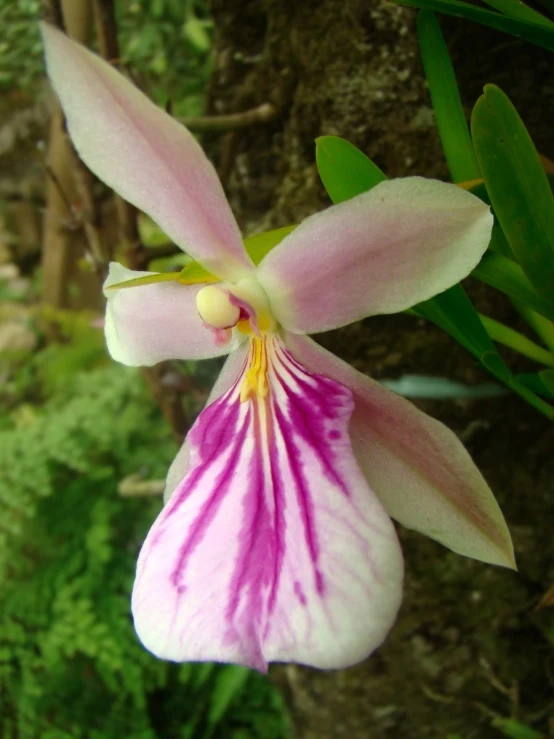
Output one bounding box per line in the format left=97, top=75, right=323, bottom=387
left=272, top=342, right=352, bottom=496
left=271, top=398, right=324, bottom=596
left=169, top=403, right=250, bottom=589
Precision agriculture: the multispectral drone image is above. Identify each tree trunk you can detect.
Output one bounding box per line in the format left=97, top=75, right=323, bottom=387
left=41, top=0, right=102, bottom=312
left=206, top=1, right=554, bottom=736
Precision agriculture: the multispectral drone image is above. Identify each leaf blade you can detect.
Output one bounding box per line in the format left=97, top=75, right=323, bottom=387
left=471, top=85, right=554, bottom=307
left=417, top=11, right=481, bottom=182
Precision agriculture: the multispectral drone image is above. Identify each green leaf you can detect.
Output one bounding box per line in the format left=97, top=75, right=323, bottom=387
left=137, top=213, right=172, bottom=247
left=414, top=284, right=500, bottom=361
left=517, top=370, right=554, bottom=399
left=178, top=260, right=217, bottom=284
left=393, top=0, right=554, bottom=52
left=417, top=11, right=481, bottom=182
left=244, top=225, right=297, bottom=265
left=414, top=287, right=554, bottom=418
left=105, top=271, right=182, bottom=290
left=207, top=665, right=251, bottom=725
left=480, top=0, right=554, bottom=27
left=479, top=314, right=554, bottom=367
left=315, top=135, right=386, bottom=204
left=472, top=252, right=554, bottom=323
left=491, top=716, right=545, bottom=739
left=471, top=85, right=554, bottom=307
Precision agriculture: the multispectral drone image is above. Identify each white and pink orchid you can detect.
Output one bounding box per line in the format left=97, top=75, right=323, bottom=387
left=42, top=24, right=515, bottom=673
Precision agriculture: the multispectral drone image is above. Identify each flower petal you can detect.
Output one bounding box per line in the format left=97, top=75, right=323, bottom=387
left=41, top=24, right=253, bottom=280
left=164, top=343, right=250, bottom=503
left=104, top=263, right=241, bottom=366
left=257, top=178, right=493, bottom=333
left=284, top=333, right=515, bottom=569
left=132, top=335, right=403, bottom=671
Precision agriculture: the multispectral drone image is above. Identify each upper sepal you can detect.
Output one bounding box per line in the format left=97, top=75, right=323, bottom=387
left=41, top=23, right=253, bottom=281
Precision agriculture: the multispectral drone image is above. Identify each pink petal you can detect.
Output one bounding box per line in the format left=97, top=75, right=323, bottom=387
left=41, top=24, right=253, bottom=281
left=257, top=178, right=493, bottom=333
left=132, top=335, right=403, bottom=671
left=104, top=263, right=242, bottom=366
left=284, top=333, right=515, bottom=569
left=164, top=343, right=250, bottom=502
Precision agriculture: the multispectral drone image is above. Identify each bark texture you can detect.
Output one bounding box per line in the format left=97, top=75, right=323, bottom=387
left=206, top=1, right=554, bottom=736
left=41, top=0, right=103, bottom=311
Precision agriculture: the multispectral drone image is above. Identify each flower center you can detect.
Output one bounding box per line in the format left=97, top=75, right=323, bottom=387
left=196, top=277, right=275, bottom=336
left=240, top=336, right=269, bottom=402
left=196, top=278, right=275, bottom=402
left=195, top=285, right=240, bottom=329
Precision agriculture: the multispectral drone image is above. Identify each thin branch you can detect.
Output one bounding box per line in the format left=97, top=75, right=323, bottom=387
left=91, top=0, right=189, bottom=442
left=71, top=161, right=107, bottom=275
left=43, top=0, right=65, bottom=28
left=91, top=0, right=120, bottom=63
left=118, top=474, right=164, bottom=498
left=179, top=102, right=278, bottom=132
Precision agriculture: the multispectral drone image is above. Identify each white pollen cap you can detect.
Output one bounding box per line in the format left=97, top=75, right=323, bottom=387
left=196, top=285, right=240, bottom=329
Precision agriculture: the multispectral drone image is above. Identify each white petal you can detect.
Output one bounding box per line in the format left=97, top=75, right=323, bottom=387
left=132, top=335, right=403, bottom=670
left=164, top=343, right=249, bottom=502
left=258, top=178, right=493, bottom=333
left=104, top=263, right=241, bottom=366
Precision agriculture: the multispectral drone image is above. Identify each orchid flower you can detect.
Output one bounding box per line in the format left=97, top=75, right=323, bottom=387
left=42, top=24, right=515, bottom=673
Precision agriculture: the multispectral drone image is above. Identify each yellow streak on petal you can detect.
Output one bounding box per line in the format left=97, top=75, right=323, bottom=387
left=240, top=337, right=269, bottom=402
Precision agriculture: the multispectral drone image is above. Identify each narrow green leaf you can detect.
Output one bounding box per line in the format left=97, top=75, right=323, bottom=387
left=105, top=271, right=182, bottom=290
left=491, top=716, right=545, bottom=739
left=207, top=665, right=251, bottom=725
left=513, top=303, right=554, bottom=351
left=472, top=252, right=554, bottom=323
left=517, top=370, right=554, bottom=399
left=394, top=0, right=554, bottom=51
left=471, top=85, right=554, bottom=307
left=192, top=662, right=215, bottom=689
left=315, top=135, right=386, bottom=204
left=137, top=213, right=172, bottom=247
left=417, top=11, right=481, bottom=182
left=178, top=261, right=217, bottom=284
left=479, top=313, right=554, bottom=367
left=480, top=0, right=554, bottom=27
left=414, top=284, right=500, bottom=362
left=414, top=287, right=554, bottom=418
left=480, top=350, right=512, bottom=382
left=244, top=224, right=297, bottom=264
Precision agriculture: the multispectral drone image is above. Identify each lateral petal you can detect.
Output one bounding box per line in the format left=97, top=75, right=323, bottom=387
left=132, top=335, right=403, bottom=671
left=41, top=24, right=253, bottom=280
left=284, top=333, right=515, bottom=569
left=257, top=178, right=493, bottom=333
left=104, top=263, right=240, bottom=366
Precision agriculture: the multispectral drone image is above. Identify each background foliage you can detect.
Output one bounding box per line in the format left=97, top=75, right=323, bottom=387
left=0, top=318, right=290, bottom=738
